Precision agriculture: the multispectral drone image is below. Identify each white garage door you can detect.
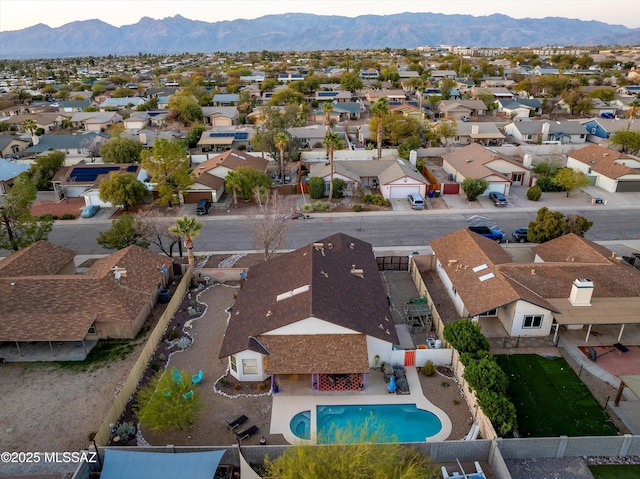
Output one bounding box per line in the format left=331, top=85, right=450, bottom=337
left=389, top=186, right=421, bottom=199
left=484, top=183, right=506, bottom=195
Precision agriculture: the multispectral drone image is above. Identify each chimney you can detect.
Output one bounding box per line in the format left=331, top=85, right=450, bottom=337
left=541, top=122, right=550, bottom=138
left=569, top=278, right=594, bottom=306
left=471, top=125, right=479, bottom=135
left=139, top=132, right=147, bottom=144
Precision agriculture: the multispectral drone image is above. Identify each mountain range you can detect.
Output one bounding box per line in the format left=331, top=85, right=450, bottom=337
left=1, top=12, right=640, bottom=59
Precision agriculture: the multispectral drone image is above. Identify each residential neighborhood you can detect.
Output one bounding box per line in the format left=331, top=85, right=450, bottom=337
left=1, top=28, right=640, bottom=479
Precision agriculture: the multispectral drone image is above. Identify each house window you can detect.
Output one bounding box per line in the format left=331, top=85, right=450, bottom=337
left=478, top=308, right=498, bottom=317
left=87, top=323, right=97, bottom=334
left=526, top=134, right=533, bottom=140
left=242, top=358, right=258, bottom=375
left=523, top=315, right=543, bottom=329
left=230, top=355, right=237, bottom=372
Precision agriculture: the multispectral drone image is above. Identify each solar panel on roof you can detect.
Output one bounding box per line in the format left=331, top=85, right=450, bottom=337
left=318, top=92, right=337, bottom=97
left=126, top=165, right=138, bottom=173
left=234, top=132, right=248, bottom=140
left=209, top=132, right=235, bottom=138
left=67, top=166, right=121, bottom=182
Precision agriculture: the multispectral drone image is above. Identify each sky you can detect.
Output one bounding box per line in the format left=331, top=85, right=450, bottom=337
left=1, top=0, right=639, bottom=32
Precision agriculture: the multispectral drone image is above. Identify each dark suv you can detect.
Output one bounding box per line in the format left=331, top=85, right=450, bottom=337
left=469, top=226, right=504, bottom=243
left=195, top=199, right=212, bottom=215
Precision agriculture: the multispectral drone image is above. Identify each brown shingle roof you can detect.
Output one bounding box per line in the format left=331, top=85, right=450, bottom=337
left=568, top=144, right=635, bottom=179
left=194, top=149, right=268, bottom=177
left=219, top=233, right=398, bottom=358
left=533, top=233, right=613, bottom=264
left=442, top=143, right=521, bottom=181
left=258, top=334, right=370, bottom=374
left=0, top=244, right=172, bottom=342
left=0, top=241, right=76, bottom=277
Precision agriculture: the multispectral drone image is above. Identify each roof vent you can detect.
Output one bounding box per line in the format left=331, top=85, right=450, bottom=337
left=531, top=268, right=536, bottom=275
left=349, top=243, right=355, bottom=249
left=350, top=265, right=364, bottom=278
left=448, top=259, right=458, bottom=266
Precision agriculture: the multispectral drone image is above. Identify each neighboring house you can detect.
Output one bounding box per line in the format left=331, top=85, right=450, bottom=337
left=332, top=101, right=363, bottom=121
left=0, top=241, right=173, bottom=359
left=566, top=144, right=640, bottom=192
left=24, top=132, right=108, bottom=165
left=145, top=87, right=179, bottom=99
left=314, top=90, right=352, bottom=103
left=470, top=87, right=514, bottom=101
left=99, top=97, right=146, bottom=111
left=580, top=117, right=640, bottom=146
left=0, top=105, right=29, bottom=118
left=0, top=158, right=30, bottom=194
left=51, top=163, right=148, bottom=206
left=6, top=113, right=63, bottom=133
left=430, top=70, right=457, bottom=80
left=188, top=148, right=268, bottom=203
left=496, top=98, right=542, bottom=118
left=365, top=89, right=407, bottom=105
left=442, top=143, right=530, bottom=194
left=212, top=94, right=239, bottom=106
left=435, top=100, right=486, bottom=120
left=218, top=233, right=399, bottom=385
left=0, top=134, right=29, bottom=158
left=389, top=103, right=425, bottom=122
left=307, top=157, right=429, bottom=199
left=533, top=66, right=560, bottom=75
left=359, top=68, right=380, bottom=80
left=430, top=229, right=640, bottom=341
left=71, top=111, right=122, bottom=132
left=453, top=122, right=506, bottom=146
left=202, top=107, right=239, bottom=127
left=503, top=120, right=588, bottom=145
left=196, top=127, right=255, bottom=152
left=53, top=100, right=93, bottom=113
left=288, top=125, right=332, bottom=149
left=123, top=112, right=151, bottom=130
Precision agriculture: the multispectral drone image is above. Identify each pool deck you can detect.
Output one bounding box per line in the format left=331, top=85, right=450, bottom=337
left=271, top=366, right=452, bottom=444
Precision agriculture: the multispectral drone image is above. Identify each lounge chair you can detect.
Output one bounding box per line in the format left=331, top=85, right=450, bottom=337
left=183, top=390, right=194, bottom=400
left=172, top=369, right=183, bottom=383
left=225, top=414, right=248, bottom=431
left=236, top=424, right=259, bottom=440
left=192, top=370, right=203, bottom=385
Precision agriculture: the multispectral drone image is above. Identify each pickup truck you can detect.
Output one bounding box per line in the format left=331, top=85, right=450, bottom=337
left=468, top=226, right=504, bottom=243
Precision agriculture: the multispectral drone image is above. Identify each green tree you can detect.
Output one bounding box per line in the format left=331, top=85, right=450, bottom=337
left=99, top=137, right=144, bottom=163
left=461, top=178, right=489, bottom=201
left=610, top=130, right=640, bottom=155
left=168, top=92, right=203, bottom=125
left=141, top=138, right=194, bottom=206
left=98, top=172, right=148, bottom=211
left=268, top=88, right=306, bottom=106
left=443, top=319, right=490, bottom=356
left=565, top=214, right=593, bottom=236
left=28, top=151, right=65, bottom=190
left=308, top=176, right=325, bottom=199
left=438, top=78, right=457, bottom=100
left=339, top=71, right=363, bottom=92
left=186, top=124, right=207, bottom=148
left=323, top=131, right=344, bottom=201
left=398, top=136, right=422, bottom=160
left=332, top=178, right=346, bottom=199
left=224, top=170, right=242, bottom=206
left=0, top=174, right=54, bottom=251
left=265, top=419, right=440, bottom=479
left=169, top=215, right=203, bottom=268
left=322, top=101, right=334, bottom=129
left=22, top=118, right=37, bottom=139
left=135, top=368, right=203, bottom=432
left=552, top=167, right=589, bottom=197
left=528, top=207, right=567, bottom=243
left=371, top=98, right=389, bottom=160
left=526, top=185, right=542, bottom=201
left=274, top=131, right=289, bottom=180
left=464, top=358, right=509, bottom=395
left=587, top=87, right=616, bottom=102
left=533, top=160, right=561, bottom=178
left=233, top=166, right=272, bottom=200
left=97, top=213, right=149, bottom=250
left=477, top=389, right=518, bottom=436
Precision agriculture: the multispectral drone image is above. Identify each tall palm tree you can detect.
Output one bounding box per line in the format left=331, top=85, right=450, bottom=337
left=224, top=170, right=241, bottom=207
left=273, top=131, right=288, bottom=181
left=323, top=132, right=344, bottom=201
left=22, top=118, right=37, bottom=142
left=169, top=216, right=203, bottom=268
left=627, top=98, right=640, bottom=131
left=322, top=101, right=334, bottom=130
left=371, top=98, right=389, bottom=160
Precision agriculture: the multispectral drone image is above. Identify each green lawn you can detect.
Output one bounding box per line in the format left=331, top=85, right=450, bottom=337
left=496, top=354, right=617, bottom=437
left=589, top=464, right=640, bottom=479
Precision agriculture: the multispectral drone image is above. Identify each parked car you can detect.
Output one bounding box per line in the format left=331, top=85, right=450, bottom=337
left=80, top=205, right=100, bottom=218
left=488, top=192, right=508, bottom=207
left=512, top=227, right=529, bottom=243
left=468, top=225, right=504, bottom=243
left=600, top=112, right=615, bottom=119
left=195, top=199, right=212, bottom=215
left=407, top=193, right=425, bottom=210
left=461, top=115, right=471, bottom=122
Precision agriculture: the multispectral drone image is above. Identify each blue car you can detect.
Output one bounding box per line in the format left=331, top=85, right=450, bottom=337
left=80, top=205, right=100, bottom=218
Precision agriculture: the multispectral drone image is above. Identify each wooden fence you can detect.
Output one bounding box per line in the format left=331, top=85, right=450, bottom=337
left=93, top=267, right=194, bottom=445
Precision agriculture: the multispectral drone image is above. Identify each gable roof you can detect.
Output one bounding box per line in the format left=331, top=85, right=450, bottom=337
left=310, top=158, right=428, bottom=185
left=0, top=158, right=30, bottom=181
left=193, top=149, right=268, bottom=178
left=442, top=143, right=523, bottom=180
left=568, top=144, right=637, bottom=179
left=25, top=132, right=108, bottom=153
left=219, top=233, right=398, bottom=358
left=52, top=163, right=141, bottom=186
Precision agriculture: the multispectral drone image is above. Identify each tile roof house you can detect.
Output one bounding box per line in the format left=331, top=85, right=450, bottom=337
left=0, top=241, right=173, bottom=358
left=435, top=100, right=487, bottom=120
left=99, top=97, right=147, bottom=111
left=24, top=132, right=109, bottom=165
left=580, top=117, right=640, bottom=146
left=70, top=111, right=123, bottom=132
left=219, top=233, right=399, bottom=386
left=6, top=113, right=63, bottom=133
left=188, top=149, right=268, bottom=204
left=441, top=143, right=530, bottom=194
left=430, top=230, right=640, bottom=342
left=496, top=98, right=542, bottom=118
left=566, top=144, right=640, bottom=193
left=0, top=134, right=29, bottom=159
left=503, top=120, right=588, bottom=144
left=453, top=122, right=506, bottom=147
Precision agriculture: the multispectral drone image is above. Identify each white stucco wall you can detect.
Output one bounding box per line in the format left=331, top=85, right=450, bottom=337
left=263, top=317, right=358, bottom=335
left=228, top=350, right=268, bottom=382
left=435, top=259, right=467, bottom=317
left=508, top=301, right=553, bottom=337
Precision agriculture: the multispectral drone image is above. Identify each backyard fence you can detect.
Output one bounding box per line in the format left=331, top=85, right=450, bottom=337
left=93, top=267, right=194, bottom=446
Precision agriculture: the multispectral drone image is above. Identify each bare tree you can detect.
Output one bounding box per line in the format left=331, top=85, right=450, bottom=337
left=249, top=189, right=290, bottom=261
left=135, top=211, right=181, bottom=258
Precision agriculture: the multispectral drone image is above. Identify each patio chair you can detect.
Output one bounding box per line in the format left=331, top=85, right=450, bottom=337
left=236, top=424, right=259, bottom=440
left=192, top=370, right=203, bottom=385
left=183, top=390, right=194, bottom=400
left=225, top=414, right=248, bottom=431
left=172, top=369, right=183, bottom=383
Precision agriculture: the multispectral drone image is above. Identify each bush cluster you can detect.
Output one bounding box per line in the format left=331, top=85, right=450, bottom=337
left=526, top=185, right=542, bottom=201
left=361, top=194, right=390, bottom=207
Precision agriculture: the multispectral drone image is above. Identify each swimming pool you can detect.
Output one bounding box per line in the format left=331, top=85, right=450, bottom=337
left=290, top=404, right=442, bottom=443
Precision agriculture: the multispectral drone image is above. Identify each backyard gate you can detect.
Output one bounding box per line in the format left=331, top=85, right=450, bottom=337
left=376, top=256, right=409, bottom=271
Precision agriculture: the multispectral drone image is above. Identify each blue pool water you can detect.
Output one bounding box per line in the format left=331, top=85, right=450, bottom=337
left=290, top=404, right=442, bottom=443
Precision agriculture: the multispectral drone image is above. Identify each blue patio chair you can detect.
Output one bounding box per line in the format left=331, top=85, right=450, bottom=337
left=192, top=370, right=203, bottom=385
left=172, top=369, right=183, bottom=383
left=183, top=390, right=194, bottom=400
left=162, top=388, right=172, bottom=397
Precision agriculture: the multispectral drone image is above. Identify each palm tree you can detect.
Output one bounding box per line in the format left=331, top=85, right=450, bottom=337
left=273, top=131, right=288, bottom=181
left=225, top=170, right=241, bottom=207
left=371, top=98, right=389, bottom=160
left=323, top=132, right=344, bottom=201
left=627, top=98, right=640, bottom=131
left=169, top=216, right=203, bottom=268
left=22, top=118, right=37, bottom=142
left=322, top=101, right=334, bottom=130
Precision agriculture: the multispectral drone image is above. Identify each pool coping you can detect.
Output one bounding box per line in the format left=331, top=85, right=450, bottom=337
left=271, top=367, right=453, bottom=444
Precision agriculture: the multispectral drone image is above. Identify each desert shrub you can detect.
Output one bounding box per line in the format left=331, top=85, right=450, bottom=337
left=353, top=204, right=364, bottom=212
left=39, top=214, right=58, bottom=221
left=60, top=213, right=76, bottom=220
left=234, top=383, right=243, bottom=390
left=369, top=194, right=390, bottom=206
left=526, top=185, right=542, bottom=201
left=308, top=176, right=325, bottom=199
left=313, top=201, right=324, bottom=210
left=535, top=175, right=563, bottom=192
left=443, top=319, right=490, bottom=355
left=301, top=203, right=313, bottom=213
left=218, top=377, right=228, bottom=387
left=176, top=336, right=191, bottom=350
left=331, top=178, right=346, bottom=198
left=114, top=421, right=136, bottom=441
left=477, top=389, right=518, bottom=436
left=464, top=358, right=509, bottom=395
left=322, top=202, right=333, bottom=211
left=166, top=329, right=180, bottom=341
left=420, top=360, right=437, bottom=376
left=362, top=193, right=373, bottom=204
